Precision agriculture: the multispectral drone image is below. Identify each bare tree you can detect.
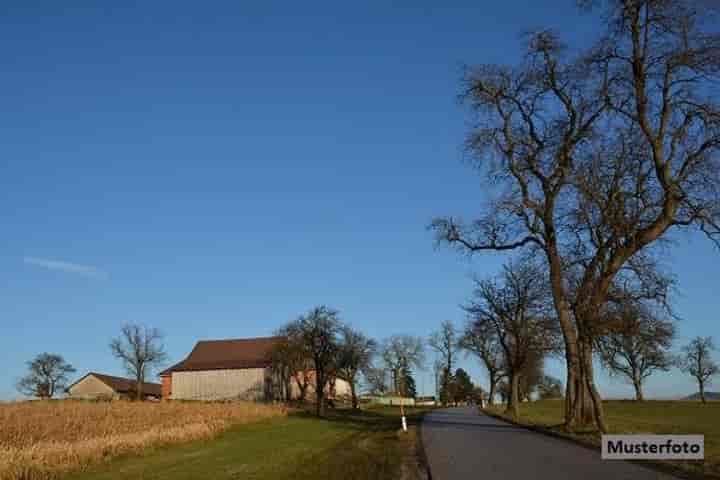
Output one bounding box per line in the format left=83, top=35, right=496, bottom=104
left=497, top=353, right=543, bottom=404
left=295, top=306, right=341, bottom=417
left=363, top=366, right=389, bottom=396
left=110, top=324, right=168, bottom=401
left=381, top=335, right=425, bottom=395
left=428, top=320, right=459, bottom=406
left=598, top=303, right=675, bottom=401
left=680, top=336, right=719, bottom=404
left=336, top=325, right=376, bottom=410
left=16, top=353, right=75, bottom=399
left=460, top=319, right=506, bottom=406
left=465, top=261, right=559, bottom=420
left=431, top=0, right=720, bottom=431
left=270, top=325, right=312, bottom=402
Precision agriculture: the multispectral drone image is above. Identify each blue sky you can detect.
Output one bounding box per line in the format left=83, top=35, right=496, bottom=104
left=1, top=1, right=718, bottom=400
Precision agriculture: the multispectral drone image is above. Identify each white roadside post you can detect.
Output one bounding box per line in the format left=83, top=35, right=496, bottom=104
left=400, top=397, right=407, bottom=432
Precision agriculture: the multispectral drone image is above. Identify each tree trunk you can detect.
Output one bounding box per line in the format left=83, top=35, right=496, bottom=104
left=578, top=336, right=608, bottom=433
left=350, top=381, right=358, bottom=410
left=315, top=370, right=325, bottom=417
left=633, top=377, right=644, bottom=402
left=440, top=369, right=448, bottom=407
left=699, top=380, right=706, bottom=404
left=565, top=337, right=594, bottom=429
left=328, top=376, right=337, bottom=397
left=136, top=376, right=143, bottom=401
left=551, top=304, right=607, bottom=433
left=565, top=357, right=577, bottom=424
left=567, top=351, right=595, bottom=429
left=506, top=371, right=521, bottom=420
left=547, top=257, right=583, bottom=430
left=284, top=373, right=292, bottom=402
left=294, top=375, right=307, bottom=402
left=488, top=377, right=497, bottom=407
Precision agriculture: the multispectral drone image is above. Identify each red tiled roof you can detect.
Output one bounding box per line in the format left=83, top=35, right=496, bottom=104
left=70, top=372, right=162, bottom=397
left=160, top=336, right=282, bottom=375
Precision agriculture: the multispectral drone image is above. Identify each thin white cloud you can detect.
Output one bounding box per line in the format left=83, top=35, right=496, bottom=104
left=23, top=257, right=108, bottom=279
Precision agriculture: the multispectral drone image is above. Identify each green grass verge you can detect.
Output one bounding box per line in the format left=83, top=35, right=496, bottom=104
left=485, top=399, right=719, bottom=479
left=66, top=406, right=430, bottom=480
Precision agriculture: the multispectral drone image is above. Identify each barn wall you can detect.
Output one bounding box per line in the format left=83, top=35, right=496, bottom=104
left=68, top=375, right=117, bottom=399
left=171, top=368, right=269, bottom=401
left=333, top=379, right=351, bottom=398
left=287, top=376, right=352, bottom=400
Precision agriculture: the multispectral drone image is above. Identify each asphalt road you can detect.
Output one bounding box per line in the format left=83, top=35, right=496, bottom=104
left=421, top=407, right=680, bottom=480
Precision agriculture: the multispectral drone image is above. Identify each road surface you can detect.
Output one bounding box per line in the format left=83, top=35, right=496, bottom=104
left=421, top=407, right=680, bottom=479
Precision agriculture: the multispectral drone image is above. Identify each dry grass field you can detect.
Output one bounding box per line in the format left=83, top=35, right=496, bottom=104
left=0, top=400, right=286, bottom=480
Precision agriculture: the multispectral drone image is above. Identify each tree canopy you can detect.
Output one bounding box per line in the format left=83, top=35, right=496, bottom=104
left=16, top=353, right=76, bottom=399
left=432, top=0, right=720, bottom=432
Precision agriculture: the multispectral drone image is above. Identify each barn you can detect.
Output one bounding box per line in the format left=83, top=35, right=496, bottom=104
left=160, top=336, right=350, bottom=402
left=67, top=372, right=162, bottom=400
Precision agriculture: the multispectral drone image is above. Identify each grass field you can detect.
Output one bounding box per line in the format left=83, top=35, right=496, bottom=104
left=0, top=400, right=286, bottom=480
left=486, top=399, right=720, bottom=478
left=66, top=406, right=429, bottom=480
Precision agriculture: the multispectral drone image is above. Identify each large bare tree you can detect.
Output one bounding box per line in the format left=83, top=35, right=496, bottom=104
left=110, top=324, right=168, bottom=401
left=16, top=353, right=75, bottom=399
left=295, top=305, right=341, bottom=417
left=598, top=303, right=675, bottom=401
left=680, top=336, right=719, bottom=404
left=431, top=0, right=720, bottom=431
left=464, top=261, right=559, bottom=419
left=428, top=320, right=459, bottom=406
